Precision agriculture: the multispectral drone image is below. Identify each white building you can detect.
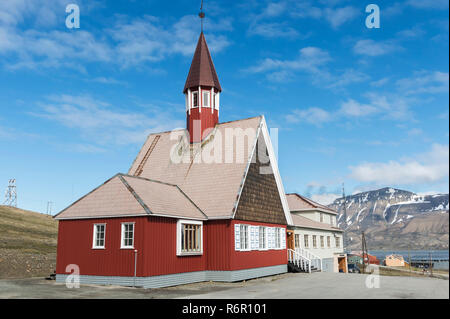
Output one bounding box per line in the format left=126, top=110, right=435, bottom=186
left=286, top=193, right=348, bottom=273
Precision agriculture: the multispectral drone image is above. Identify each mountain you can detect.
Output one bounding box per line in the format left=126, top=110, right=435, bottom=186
left=0, top=205, right=58, bottom=278
left=328, top=188, right=449, bottom=250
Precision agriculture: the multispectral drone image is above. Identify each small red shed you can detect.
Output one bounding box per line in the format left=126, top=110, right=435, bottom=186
left=54, top=32, right=293, bottom=288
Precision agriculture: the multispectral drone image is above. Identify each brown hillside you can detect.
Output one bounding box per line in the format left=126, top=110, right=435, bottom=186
left=0, top=205, right=58, bottom=279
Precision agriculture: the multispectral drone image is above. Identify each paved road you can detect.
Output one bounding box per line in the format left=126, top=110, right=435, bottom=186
left=0, top=272, right=447, bottom=299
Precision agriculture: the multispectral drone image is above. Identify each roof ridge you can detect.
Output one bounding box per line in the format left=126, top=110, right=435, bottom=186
left=118, top=175, right=152, bottom=215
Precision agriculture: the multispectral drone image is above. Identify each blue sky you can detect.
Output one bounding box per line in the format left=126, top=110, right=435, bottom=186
left=0, top=0, right=448, bottom=213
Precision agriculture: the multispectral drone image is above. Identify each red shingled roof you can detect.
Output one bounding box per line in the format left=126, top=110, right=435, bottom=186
left=183, top=32, right=222, bottom=93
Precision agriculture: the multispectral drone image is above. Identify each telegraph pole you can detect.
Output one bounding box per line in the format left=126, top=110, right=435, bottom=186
left=46, top=201, right=53, bottom=216
left=342, top=183, right=348, bottom=250
left=361, top=231, right=368, bottom=274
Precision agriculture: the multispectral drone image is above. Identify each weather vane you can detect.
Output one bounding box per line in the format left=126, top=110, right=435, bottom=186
left=199, top=0, right=205, bottom=32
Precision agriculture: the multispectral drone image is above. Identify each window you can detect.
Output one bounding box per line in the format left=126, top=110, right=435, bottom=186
left=320, top=213, right=324, bottom=223
left=327, top=236, right=331, bottom=248
left=181, top=224, right=201, bottom=252
left=92, top=224, right=106, bottom=249
left=212, top=92, right=216, bottom=108
left=332, top=216, right=336, bottom=226
left=312, top=235, right=317, bottom=248
left=259, top=226, right=266, bottom=249
left=192, top=91, right=199, bottom=107
left=295, top=234, right=300, bottom=248
left=203, top=91, right=210, bottom=107
left=304, top=235, right=309, bottom=248
left=240, top=224, right=249, bottom=250
left=336, top=237, right=340, bottom=248
left=320, top=236, right=324, bottom=248
left=275, top=228, right=281, bottom=249
left=121, top=223, right=134, bottom=249
left=177, top=220, right=203, bottom=255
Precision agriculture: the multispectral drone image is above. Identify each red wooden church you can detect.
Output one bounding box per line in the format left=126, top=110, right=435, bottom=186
left=54, top=31, right=293, bottom=288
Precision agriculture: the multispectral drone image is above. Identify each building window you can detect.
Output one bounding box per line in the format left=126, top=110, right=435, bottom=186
left=312, top=235, right=317, bottom=248
left=320, top=236, right=324, bottom=248
left=259, top=226, right=266, bottom=249
left=177, top=220, right=203, bottom=255
left=203, top=91, right=210, bottom=107
left=181, top=224, right=201, bottom=252
left=327, top=236, right=331, bottom=248
left=331, top=216, right=336, bottom=226
left=320, top=213, right=324, bottom=223
left=336, top=237, right=340, bottom=248
left=92, top=224, right=106, bottom=249
left=304, top=235, right=309, bottom=248
left=212, top=92, right=216, bottom=108
left=240, top=224, right=249, bottom=250
left=192, top=91, right=199, bottom=107
left=294, top=234, right=300, bottom=248
left=121, top=223, right=134, bottom=249
left=275, top=228, right=281, bottom=249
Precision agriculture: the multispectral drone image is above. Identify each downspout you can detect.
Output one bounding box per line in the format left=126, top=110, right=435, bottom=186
left=134, top=249, right=138, bottom=287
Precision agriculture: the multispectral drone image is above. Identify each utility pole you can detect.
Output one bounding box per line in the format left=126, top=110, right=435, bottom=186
left=3, top=179, right=17, bottom=207
left=342, top=183, right=348, bottom=250
left=408, top=246, right=411, bottom=273
left=361, top=231, right=368, bottom=274
left=429, top=252, right=433, bottom=277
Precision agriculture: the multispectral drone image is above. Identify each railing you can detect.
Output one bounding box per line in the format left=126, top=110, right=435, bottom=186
left=295, top=247, right=323, bottom=272
left=287, top=249, right=311, bottom=273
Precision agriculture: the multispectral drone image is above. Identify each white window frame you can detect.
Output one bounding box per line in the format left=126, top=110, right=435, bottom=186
left=120, top=222, right=135, bottom=249
left=177, top=219, right=203, bottom=256
left=258, top=226, right=268, bottom=250
left=92, top=223, right=106, bottom=249
left=203, top=91, right=210, bottom=107
left=239, top=224, right=250, bottom=251
left=215, top=92, right=220, bottom=110
left=304, top=234, right=309, bottom=248
left=274, top=228, right=281, bottom=249
left=192, top=91, right=199, bottom=108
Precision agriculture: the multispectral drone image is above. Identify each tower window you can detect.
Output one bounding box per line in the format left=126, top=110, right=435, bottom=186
left=203, top=91, right=210, bottom=107
left=192, top=91, right=199, bottom=107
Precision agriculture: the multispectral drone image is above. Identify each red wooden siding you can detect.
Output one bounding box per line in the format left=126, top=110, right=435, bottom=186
left=56, top=217, right=287, bottom=277
left=186, top=108, right=219, bottom=143
left=56, top=217, right=147, bottom=277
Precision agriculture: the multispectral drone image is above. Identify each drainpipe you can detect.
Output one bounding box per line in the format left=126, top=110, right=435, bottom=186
left=134, top=249, right=138, bottom=287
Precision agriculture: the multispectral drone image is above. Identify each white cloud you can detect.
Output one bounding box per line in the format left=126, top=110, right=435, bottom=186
left=406, top=0, right=449, bottom=9
left=339, top=99, right=377, bottom=117
left=396, top=71, right=449, bottom=95
left=247, top=22, right=299, bottom=38
left=324, top=6, right=359, bottom=29
left=0, top=10, right=231, bottom=70
left=353, top=39, right=399, bottom=56
left=247, top=46, right=330, bottom=74
left=285, top=107, right=332, bottom=125
left=310, top=193, right=340, bottom=205
left=349, top=144, right=449, bottom=185
left=31, top=94, right=184, bottom=146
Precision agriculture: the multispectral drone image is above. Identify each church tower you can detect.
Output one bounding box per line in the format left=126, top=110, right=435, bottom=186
left=183, top=32, right=222, bottom=143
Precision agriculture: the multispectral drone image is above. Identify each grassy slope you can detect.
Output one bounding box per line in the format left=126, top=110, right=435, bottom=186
left=0, top=205, right=58, bottom=279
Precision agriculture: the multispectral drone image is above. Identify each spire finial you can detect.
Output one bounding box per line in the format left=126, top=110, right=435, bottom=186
left=199, top=0, right=205, bottom=32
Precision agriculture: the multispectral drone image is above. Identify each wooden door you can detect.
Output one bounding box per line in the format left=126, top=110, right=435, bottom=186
left=287, top=231, right=294, bottom=250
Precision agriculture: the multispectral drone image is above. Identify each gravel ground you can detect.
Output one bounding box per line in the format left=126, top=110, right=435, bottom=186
left=0, top=272, right=447, bottom=299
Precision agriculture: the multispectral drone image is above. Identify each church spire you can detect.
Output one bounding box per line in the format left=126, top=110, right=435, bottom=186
left=184, top=7, right=222, bottom=144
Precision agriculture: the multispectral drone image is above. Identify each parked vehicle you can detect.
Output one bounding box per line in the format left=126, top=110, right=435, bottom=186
left=347, top=263, right=361, bottom=273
